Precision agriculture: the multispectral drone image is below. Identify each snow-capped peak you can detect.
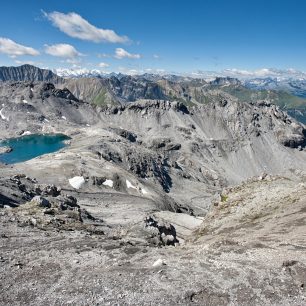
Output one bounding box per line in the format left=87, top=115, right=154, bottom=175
left=53, top=68, right=107, bottom=78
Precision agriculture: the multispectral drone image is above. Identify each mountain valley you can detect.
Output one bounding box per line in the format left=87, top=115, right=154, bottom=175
left=0, top=65, right=306, bottom=305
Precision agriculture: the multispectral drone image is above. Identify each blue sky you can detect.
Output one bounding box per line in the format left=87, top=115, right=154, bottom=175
left=0, top=0, right=305, bottom=75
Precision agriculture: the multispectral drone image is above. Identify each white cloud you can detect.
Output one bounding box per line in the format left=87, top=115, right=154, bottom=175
left=117, top=66, right=141, bottom=75
left=98, top=62, right=109, bottom=68
left=44, top=11, right=129, bottom=43
left=117, top=66, right=166, bottom=75
left=190, top=68, right=306, bottom=80
left=98, top=53, right=111, bottom=58
left=114, top=48, right=141, bottom=59
left=14, top=60, right=42, bottom=66
left=44, top=43, right=82, bottom=58
left=153, top=54, right=160, bottom=59
left=15, top=60, right=34, bottom=65
left=0, top=37, right=39, bottom=57
left=222, top=68, right=306, bottom=79
left=223, top=68, right=276, bottom=77
left=65, top=57, right=81, bottom=64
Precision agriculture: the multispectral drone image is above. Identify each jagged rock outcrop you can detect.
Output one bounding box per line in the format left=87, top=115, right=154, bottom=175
left=210, top=76, right=241, bottom=86
left=0, top=81, right=99, bottom=137
left=144, top=215, right=179, bottom=246
left=0, top=174, right=102, bottom=232
left=61, top=75, right=167, bottom=105
left=39, top=83, right=78, bottom=102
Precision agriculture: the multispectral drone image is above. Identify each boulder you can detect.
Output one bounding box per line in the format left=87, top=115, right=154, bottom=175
left=0, top=146, right=13, bottom=154
left=144, top=216, right=179, bottom=246
left=31, top=196, right=50, bottom=208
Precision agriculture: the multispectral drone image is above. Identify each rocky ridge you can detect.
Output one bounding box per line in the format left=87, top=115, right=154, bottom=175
left=0, top=64, right=63, bottom=83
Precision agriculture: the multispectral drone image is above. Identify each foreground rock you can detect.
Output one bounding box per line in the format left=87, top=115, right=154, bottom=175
left=0, top=175, right=104, bottom=234
left=0, top=174, right=306, bottom=305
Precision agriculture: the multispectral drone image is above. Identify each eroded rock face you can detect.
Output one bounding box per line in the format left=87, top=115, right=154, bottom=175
left=39, top=83, right=78, bottom=102
left=92, top=141, right=173, bottom=192
left=0, top=81, right=100, bottom=139
left=109, top=128, right=137, bottom=142
left=0, top=64, right=63, bottom=83
left=0, top=174, right=102, bottom=232
left=101, top=75, right=166, bottom=102
left=31, top=195, right=50, bottom=208
left=34, top=184, right=61, bottom=197
left=276, top=129, right=306, bottom=148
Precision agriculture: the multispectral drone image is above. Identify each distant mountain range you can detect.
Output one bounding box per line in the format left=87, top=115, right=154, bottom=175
left=243, top=77, right=306, bottom=98
left=0, top=64, right=304, bottom=98
left=0, top=65, right=306, bottom=124
left=53, top=67, right=306, bottom=98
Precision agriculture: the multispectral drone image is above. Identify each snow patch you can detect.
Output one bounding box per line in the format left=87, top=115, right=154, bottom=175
left=22, top=99, right=28, bottom=104
left=126, top=179, right=137, bottom=189
left=0, top=108, right=8, bottom=121
left=69, top=176, right=85, bottom=189
left=103, top=179, right=113, bottom=188
left=141, top=188, right=148, bottom=194
left=22, top=131, right=31, bottom=136
left=152, top=259, right=166, bottom=267
left=62, top=116, right=67, bottom=120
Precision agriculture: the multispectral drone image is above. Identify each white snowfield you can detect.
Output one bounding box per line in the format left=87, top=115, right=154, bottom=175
left=22, top=131, right=31, bottom=136
left=103, top=179, right=113, bottom=188
left=0, top=108, right=8, bottom=121
left=126, top=179, right=137, bottom=189
left=69, top=176, right=85, bottom=189
left=22, top=99, right=28, bottom=104
left=126, top=179, right=148, bottom=195
left=141, top=188, right=148, bottom=194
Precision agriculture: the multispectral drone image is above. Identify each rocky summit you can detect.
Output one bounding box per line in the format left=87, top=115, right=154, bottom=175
left=0, top=65, right=306, bottom=306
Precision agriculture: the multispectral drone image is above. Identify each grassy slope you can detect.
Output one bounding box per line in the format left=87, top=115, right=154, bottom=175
left=221, top=85, right=306, bottom=110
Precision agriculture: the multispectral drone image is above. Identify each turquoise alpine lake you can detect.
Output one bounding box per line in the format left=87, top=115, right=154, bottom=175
left=0, top=134, right=70, bottom=164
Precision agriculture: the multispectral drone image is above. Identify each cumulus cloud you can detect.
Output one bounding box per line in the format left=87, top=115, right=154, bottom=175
left=44, top=11, right=129, bottom=43
left=222, top=68, right=306, bottom=79
left=65, top=57, right=82, bottom=64
left=189, top=68, right=306, bottom=80
left=114, top=48, right=141, bottom=59
left=0, top=37, right=39, bottom=57
left=97, top=53, right=111, bottom=58
left=14, top=60, right=42, bottom=66
left=98, top=62, right=109, bottom=68
left=44, top=43, right=82, bottom=58
left=117, top=66, right=166, bottom=75
left=117, top=66, right=140, bottom=75
left=15, top=60, right=34, bottom=65
left=223, top=68, right=275, bottom=77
